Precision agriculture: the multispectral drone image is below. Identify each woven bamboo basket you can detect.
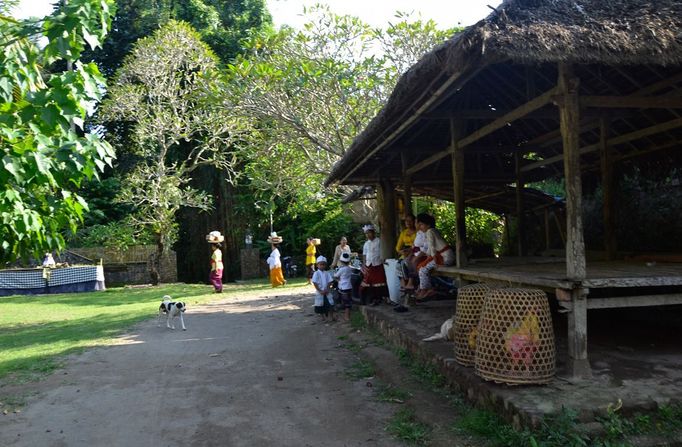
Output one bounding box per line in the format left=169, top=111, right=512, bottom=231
left=475, top=288, right=555, bottom=385
left=453, top=283, right=490, bottom=367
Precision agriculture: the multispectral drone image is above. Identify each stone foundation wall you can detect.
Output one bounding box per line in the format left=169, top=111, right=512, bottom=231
left=69, top=246, right=177, bottom=285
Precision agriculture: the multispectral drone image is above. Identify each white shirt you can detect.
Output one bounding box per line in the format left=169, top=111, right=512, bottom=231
left=334, top=265, right=353, bottom=290
left=425, top=228, right=454, bottom=265
left=266, top=248, right=281, bottom=269
left=312, top=269, right=334, bottom=306
left=362, top=238, right=382, bottom=266
left=413, top=230, right=428, bottom=254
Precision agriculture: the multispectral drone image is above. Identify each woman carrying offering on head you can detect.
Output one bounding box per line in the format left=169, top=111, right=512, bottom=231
left=266, top=232, right=286, bottom=288
left=415, top=213, right=454, bottom=300
left=331, top=236, right=351, bottom=269
left=206, top=231, right=224, bottom=293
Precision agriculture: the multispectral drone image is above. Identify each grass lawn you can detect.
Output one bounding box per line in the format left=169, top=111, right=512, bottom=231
left=0, top=279, right=296, bottom=384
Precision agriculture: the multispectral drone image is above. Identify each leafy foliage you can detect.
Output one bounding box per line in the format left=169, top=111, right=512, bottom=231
left=0, top=0, right=116, bottom=263
left=99, top=20, right=244, bottom=282
left=223, top=6, right=457, bottom=204
left=422, top=200, right=503, bottom=255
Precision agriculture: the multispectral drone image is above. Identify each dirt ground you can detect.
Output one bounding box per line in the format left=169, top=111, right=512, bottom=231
left=0, top=287, right=403, bottom=447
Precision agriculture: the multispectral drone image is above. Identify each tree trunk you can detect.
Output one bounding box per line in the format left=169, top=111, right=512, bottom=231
left=149, top=233, right=163, bottom=285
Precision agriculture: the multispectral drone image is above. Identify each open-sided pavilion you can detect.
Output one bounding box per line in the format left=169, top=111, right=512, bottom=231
left=326, top=0, right=682, bottom=378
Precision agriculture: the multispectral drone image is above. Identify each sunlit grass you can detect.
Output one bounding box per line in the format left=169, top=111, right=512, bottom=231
left=0, top=279, right=280, bottom=382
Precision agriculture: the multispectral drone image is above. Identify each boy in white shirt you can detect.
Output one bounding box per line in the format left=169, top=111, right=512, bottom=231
left=312, top=256, right=336, bottom=322
left=334, top=252, right=354, bottom=322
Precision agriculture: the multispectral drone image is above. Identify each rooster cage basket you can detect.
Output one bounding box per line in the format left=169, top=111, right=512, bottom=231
left=475, top=288, right=555, bottom=385
left=453, top=283, right=490, bottom=367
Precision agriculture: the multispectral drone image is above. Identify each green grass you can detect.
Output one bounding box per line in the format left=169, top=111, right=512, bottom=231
left=0, top=280, right=277, bottom=383
left=386, top=408, right=431, bottom=446
left=377, top=384, right=411, bottom=403
left=345, top=360, right=375, bottom=379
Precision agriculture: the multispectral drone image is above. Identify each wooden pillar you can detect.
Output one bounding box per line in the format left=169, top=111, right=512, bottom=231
left=557, top=63, right=591, bottom=379
left=544, top=208, right=550, bottom=251
left=599, top=118, right=617, bottom=260
left=515, top=151, right=526, bottom=256
left=378, top=179, right=397, bottom=260
left=450, top=118, right=467, bottom=267
left=401, top=152, right=413, bottom=216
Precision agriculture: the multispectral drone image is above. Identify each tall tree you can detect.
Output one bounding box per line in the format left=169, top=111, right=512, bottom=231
left=99, top=20, right=242, bottom=284
left=224, top=6, right=457, bottom=202
left=81, top=0, right=271, bottom=283
left=0, top=0, right=116, bottom=263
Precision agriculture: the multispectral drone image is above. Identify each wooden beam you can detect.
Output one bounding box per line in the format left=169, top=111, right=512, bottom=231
left=450, top=118, right=467, bottom=267
left=521, top=116, right=682, bottom=172
left=458, top=87, right=559, bottom=149
left=567, top=288, right=592, bottom=378
left=599, top=118, right=617, bottom=260
left=581, top=95, right=682, bottom=109
left=587, top=293, right=682, bottom=309
left=401, top=152, right=413, bottom=216
left=378, top=180, right=397, bottom=260
left=406, top=146, right=452, bottom=176
left=558, top=64, right=586, bottom=280
left=515, top=151, right=526, bottom=256
left=338, top=62, right=483, bottom=184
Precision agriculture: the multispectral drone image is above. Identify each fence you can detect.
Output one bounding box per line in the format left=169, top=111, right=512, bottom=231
left=68, top=246, right=177, bottom=285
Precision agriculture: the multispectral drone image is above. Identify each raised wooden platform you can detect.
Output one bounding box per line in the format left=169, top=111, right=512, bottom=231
left=435, top=257, right=682, bottom=378
left=437, top=257, right=682, bottom=290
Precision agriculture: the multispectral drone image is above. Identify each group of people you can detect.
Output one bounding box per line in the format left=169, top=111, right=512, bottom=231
left=205, top=212, right=455, bottom=316
left=356, top=213, right=455, bottom=312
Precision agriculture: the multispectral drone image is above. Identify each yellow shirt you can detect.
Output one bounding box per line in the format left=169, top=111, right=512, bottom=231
left=395, top=228, right=416, bottom=257
left=211, top=249, right=223, bottom=271
left=305, top=244, right=316, bottom=265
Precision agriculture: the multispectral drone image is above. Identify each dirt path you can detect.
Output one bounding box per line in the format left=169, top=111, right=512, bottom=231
left=0, top=288, right=399, bottom=446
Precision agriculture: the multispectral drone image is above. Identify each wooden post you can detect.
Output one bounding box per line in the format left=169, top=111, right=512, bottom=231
left=544, top=208, right=551, bottom=251
left=599, top=118, right=617, bottom=260
left=401, top=152, right=413, bottom=216
left=515, top=151, right=526, bottom=256
left=450, top=118, right=468, bottom=267
left=557, top=63, right=591, bottom=379
left=378, top=179, right=397, bottom=261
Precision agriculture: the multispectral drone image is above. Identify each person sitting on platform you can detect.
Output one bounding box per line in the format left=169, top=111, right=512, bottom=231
left=415, top=213, right=454, bottom=300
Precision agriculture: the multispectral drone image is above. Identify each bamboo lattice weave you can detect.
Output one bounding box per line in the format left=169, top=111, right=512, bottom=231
left=475, top=288, right=556, bottom=385
left=453, top=283, right=490, bottom=367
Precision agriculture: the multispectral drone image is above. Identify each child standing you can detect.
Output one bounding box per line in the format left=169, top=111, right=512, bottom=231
left=312, top=256, right=336, bottom=322
left=305, top=237, right=317, bottom=285
left=334, top=251, right=354, bottom=322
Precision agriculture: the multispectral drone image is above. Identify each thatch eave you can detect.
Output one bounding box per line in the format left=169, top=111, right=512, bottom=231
left=326, top=0, right=682, bottom=187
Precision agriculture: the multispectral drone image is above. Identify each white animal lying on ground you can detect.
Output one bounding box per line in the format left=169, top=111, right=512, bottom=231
left=422, top=317, right=454, bottom=342
left=158, top=295, right=187, bottom=331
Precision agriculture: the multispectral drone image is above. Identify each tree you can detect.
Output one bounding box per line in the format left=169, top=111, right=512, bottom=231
left=0, top=0, right=116, bottom=263
left=99, top=20, right=242, bottom=284
left=224, top=6, right=457, bottom=203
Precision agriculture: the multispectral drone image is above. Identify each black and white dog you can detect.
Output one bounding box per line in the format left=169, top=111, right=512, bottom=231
left=158, top=295, right=187, bottom=331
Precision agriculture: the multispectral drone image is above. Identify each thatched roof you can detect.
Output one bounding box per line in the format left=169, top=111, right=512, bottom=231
left=327, top=0, right=682, bottom=195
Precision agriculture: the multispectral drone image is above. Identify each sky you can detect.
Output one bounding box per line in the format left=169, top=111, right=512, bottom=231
left=13, top=0, right=495, bottom=29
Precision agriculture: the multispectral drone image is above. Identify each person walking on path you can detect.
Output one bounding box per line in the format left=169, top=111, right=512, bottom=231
left=305, top=237, right=317, bottom=285
left=360, top=224, right=388, bottom=306
left=331, top=236, right=351, bottom=269
left=312, top=256, right=336, bottom=322
left=206, top=231, right=224, bottom=293
left=266, top=232, right=286, bottom=287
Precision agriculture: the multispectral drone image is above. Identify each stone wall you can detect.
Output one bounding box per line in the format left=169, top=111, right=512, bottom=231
left=68, top=246, right=177, bottom=285
left=240, top=248, right=265, bottom=280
